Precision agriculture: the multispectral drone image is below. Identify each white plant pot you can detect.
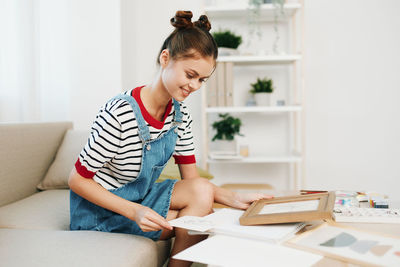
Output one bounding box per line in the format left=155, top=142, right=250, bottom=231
left=212, top=139, right=238, bottom=155
left=254, top=92, right=271, bottom=106
left=218, top=47, right=239, bottom=56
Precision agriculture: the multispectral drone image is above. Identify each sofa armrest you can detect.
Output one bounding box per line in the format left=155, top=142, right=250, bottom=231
left=0, top=121, right=72, bottom=207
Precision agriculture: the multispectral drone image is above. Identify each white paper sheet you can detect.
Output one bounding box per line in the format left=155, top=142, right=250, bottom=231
left=207, top=208, right=305, bottom=242
left=259, top=200, right=320, bottom=215
left=168, top=216, right=216, bottom=232
left=172, top=208, right=305, bottom=243
left=173, top=235, right=323, bottom=267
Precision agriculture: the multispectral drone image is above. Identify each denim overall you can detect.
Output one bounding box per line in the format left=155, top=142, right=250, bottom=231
left=70, top=94, right=181, bottom=241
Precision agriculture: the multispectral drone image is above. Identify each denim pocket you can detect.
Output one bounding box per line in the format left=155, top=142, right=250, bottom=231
left=150, top=162, right=168, bottom=184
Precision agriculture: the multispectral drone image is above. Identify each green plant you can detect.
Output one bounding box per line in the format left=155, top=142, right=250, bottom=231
left=248, top=0, right=285, bottom=53
left=212, top=113, right=243, bottom=141
left=250, top=77, right=274, bottom=93
left=212, top=30, right=242, bottom=49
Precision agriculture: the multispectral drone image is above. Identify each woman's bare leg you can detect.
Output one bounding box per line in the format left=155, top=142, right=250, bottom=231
left=159, top=178, right=214, bottom=267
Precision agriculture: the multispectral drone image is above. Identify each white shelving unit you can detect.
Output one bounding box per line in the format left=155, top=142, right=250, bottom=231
left=217, top=55, right=301, bottom=64
left=201, top=1, right=304, bottom=190
left=206, top=105, right=302, bottom=113
left=208, top=154, right=302, bottom=164
left=204, top=3, right=301, bottom=19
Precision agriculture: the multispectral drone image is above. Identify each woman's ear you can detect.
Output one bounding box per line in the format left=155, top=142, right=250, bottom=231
left=159, top=49, right=170, bottom=68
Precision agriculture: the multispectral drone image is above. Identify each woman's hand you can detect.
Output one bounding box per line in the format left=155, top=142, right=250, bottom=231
left=132, top=205, right=173, bottom=232
left=230, top=192, right=273, bottom=210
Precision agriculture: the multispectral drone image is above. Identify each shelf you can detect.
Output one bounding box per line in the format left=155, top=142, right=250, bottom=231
left=206, top=105, right=302, bottom=113
left=207, top=154, right=302, bottom=164
left=204, top=3, right=301, bottom=19
left=201, top=1, right=304, bottom=190
left=217, top=54, right=301, bottom=64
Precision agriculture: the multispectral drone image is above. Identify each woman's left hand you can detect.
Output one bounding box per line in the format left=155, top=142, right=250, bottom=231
left=230, top=192, right=273, bottom=210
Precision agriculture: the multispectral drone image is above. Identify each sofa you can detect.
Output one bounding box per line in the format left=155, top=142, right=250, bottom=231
left=0, top=121, right=213, bottom=267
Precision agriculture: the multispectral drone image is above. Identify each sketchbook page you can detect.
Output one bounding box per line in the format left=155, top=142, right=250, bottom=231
left=205, top=208, right=305, bottom=243
left=168, top=216, right=216, bottom=232
left=173, top=235, right=323, bottom=267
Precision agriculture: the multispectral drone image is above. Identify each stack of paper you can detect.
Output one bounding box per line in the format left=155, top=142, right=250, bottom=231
left=169, top=209, right=322, bottom=267
left=169, top=208, right=305, bottom=243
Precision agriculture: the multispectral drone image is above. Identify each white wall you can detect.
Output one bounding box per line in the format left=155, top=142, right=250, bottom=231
left=67, top=0, right=122, bottom=130
left=304, top=0, right=400, bottom=202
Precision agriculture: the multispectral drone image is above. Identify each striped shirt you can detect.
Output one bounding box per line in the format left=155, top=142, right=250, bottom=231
left=75, top=86, right=195, bottom=190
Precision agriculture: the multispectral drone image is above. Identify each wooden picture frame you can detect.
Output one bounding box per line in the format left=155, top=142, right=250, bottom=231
left=239, top=192, right=336, bottom=225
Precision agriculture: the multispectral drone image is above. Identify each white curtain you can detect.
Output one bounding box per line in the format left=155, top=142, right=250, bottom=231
left=0, top=0, right=39, bottom=122
left=0, top=0, right=122, bottom=128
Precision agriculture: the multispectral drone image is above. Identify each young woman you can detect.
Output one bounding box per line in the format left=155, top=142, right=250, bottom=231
left=69, top=10, right=272, bottom=267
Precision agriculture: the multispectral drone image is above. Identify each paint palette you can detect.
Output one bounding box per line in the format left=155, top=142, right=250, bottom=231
left=333, top=206, right=400, bottom=224
left=287, top=223, right=400, bottom=266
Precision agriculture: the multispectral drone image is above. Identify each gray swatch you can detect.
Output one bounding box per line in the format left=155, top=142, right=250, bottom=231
left=350, top=240, right=379, bottom=254
left=320, top=232, right=357, bottom=247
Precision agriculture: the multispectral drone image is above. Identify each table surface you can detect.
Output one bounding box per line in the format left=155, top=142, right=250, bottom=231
left=211, top=188, right=400, bottom=267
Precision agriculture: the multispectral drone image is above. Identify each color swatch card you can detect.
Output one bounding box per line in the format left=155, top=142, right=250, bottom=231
left=287, top=223, right=400, bottom=266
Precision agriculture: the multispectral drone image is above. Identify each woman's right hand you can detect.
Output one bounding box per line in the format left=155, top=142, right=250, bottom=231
left=68, top=169, right=172, bottom=233
left=132, top=205, right=173, bottom=232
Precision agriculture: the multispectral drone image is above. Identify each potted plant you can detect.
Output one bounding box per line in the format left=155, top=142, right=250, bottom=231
left=211, top=113, right=243, bottom=156
left=250, top=77, right=274, bottom=106
left=248, top=0, right=285, bottom=54
left=212, top=29, right=242, bottom=56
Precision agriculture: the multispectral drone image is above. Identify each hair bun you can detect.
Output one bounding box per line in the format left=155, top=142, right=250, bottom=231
left=170, top=11, right=193, bottom=29
left=194, top=15, right=211, bottom=32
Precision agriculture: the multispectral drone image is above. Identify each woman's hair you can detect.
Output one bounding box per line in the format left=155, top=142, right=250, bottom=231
left=157, top=11, right=218, bottom=64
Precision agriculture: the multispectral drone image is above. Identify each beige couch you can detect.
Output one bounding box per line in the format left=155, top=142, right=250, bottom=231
left=0, top=121, right=179, bottom=267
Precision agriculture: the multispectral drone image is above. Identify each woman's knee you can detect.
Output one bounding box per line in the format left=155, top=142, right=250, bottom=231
left=187, top=178, right=214, bottom=205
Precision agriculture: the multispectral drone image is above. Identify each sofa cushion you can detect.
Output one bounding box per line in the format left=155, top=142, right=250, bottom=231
left=0, top=121, right=73, bottom=206
left=37, top=129, right=89, bottom=190
left=0, top=189, right=69, bottom=230
left=0, top=228, right=171, bottom=267
left=157, top=158, right=214, bottom=182
left=37, top=129, right=213, bottom=190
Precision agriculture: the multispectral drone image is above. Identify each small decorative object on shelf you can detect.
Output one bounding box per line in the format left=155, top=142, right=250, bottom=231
left=250, top=77, right=274, bottom=106
left=245, top=93, right=257, bottom=106
left=239, top=144, right=249, bottom=157
left=276, top=99, right=285, bottom=106
left=212, top=29, right=242, bottom=56
left=211, top=113, right=243, bottom=157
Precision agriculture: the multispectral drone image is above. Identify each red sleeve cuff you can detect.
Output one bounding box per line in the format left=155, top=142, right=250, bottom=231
left=75, top=158, right=95, bottom=179
left=173, top=155, right=196, bottom=164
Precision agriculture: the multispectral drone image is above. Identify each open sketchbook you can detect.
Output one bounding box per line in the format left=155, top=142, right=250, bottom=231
left=169, top=208, right=305, bottom=243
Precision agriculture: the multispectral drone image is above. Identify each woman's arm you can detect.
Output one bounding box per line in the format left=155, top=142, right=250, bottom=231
left=68, top=168, right=172, bottom=232
left=177, top=163, right=273, bottom=210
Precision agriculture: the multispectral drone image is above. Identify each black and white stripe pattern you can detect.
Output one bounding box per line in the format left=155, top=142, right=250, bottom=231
left=78, top=89, right=195, bottom=190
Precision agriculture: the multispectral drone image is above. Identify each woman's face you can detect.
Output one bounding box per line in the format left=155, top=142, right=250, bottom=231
left=161, top=51, right=215, bottom=102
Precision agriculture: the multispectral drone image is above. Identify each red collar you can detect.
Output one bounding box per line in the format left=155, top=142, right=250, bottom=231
left=131, top=86, right=172, bottom=130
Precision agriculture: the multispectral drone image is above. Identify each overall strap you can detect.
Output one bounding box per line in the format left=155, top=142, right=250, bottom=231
left=172, top=99, right=183, bottom=124
left=111, top=94, right=151, bottom=142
